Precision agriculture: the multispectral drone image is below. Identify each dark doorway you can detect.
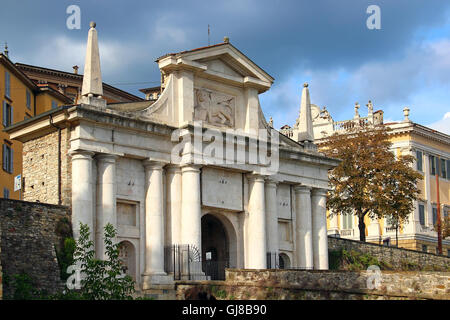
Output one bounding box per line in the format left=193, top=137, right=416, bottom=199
left=201, top=214, right=229, bottom=280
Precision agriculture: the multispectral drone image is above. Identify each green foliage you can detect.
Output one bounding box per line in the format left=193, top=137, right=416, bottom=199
left=55, top=237, right=76, bottom=281
left=328, top=249, right=391, bottom=271
left=70, top=222, right=135, bottom=300
left=5, top=273, right=42, bottom=300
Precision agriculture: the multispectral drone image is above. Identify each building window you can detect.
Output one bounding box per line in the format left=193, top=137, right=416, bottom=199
left=416, top=150, right=423, bottom=172
left=422, top=245, right=427, bottom=253
left=5, top=71, right=10, bottom=98
left=419, top=204, right=425, bottom=226
left=3, top=187, right=10, bottom=199
left=441, top=158, right=447, bottom=179
left=51, top=100, right=58, bottom=109
left=26, top=90, right=31, bottom=110
left=447, top=160, right=450, bottom=179
left=430, top=155, right=436, bottom=175
left=432, top=207, right=438, bottom=226
left=342, top=213, right=353, bottom=229
left=448, top=249, right=450, bottom=258
left=2, top=144, right=13, bottom=173
left=2, top=101, right=13, bottom=127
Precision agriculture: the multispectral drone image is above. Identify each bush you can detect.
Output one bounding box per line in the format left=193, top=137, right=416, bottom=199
left=69, top=222, right=135, bottom=300
left=56, top=237, right=76, bottom=281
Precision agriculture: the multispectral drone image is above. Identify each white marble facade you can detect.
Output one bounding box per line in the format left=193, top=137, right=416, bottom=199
left=64, top=26, right=340, bottom=288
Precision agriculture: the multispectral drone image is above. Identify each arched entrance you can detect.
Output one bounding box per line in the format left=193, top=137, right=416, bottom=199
left=201, top=214, right=230, bottom=280
left=279, top=253, right=291, bottom=269
left=118, top=241, right=136, bottom=280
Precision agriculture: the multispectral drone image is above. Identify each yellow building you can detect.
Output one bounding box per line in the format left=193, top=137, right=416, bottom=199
left=1, top=52, right=73, bottom=199
left=309, top=103, right=450, bottom=256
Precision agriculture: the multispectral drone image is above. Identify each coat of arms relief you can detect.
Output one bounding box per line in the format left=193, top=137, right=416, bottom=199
left=194, top=88, right=235, bottom=127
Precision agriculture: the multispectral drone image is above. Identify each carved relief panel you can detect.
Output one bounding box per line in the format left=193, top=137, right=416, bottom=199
left=194, top=88, right=235, bottom=127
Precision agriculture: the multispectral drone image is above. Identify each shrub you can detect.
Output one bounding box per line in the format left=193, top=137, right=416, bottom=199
left=70, top=222, right=135, bottom=300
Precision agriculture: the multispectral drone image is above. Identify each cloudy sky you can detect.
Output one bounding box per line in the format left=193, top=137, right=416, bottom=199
left=1, top=0, right=449, bottom=133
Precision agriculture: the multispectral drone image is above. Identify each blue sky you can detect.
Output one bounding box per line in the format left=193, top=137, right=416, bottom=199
left=1, top=0, right=449, bottom=133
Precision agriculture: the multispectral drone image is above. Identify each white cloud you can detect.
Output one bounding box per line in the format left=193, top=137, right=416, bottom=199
left=15, top=35, right=146, bottom=80
left=428, top=112, right=450, bottom=135
left=263, top=38, right=450, bottom=127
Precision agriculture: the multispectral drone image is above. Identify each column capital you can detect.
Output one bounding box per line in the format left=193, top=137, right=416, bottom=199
left=165, top=164, right=182, bottom=174
left=294, top=185, right=311, bottom=194
left=69, top=150, right=95, bottom=160
left=180, top=164, right=202, bottom=173
left=311, top=188, right=328, bottom=197
left=264, top=177, right=279, bottom=187
left=143, top=159, right=167, bottom=170
left=95, top=153, right=118, bottom=163
left=246, top=173, right=266, bottom=183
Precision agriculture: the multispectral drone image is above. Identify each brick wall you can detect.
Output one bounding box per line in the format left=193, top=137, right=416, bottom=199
left=0, top=198, right=70, bottom=297
left=328, top=236, right=450, bottom=270
left=176, top=269, right=450, bottom=300
left=22, top=128, right=72, bottom=206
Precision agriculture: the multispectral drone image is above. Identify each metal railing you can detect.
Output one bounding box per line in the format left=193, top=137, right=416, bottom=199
left=164, top=244, right=229, bottom=281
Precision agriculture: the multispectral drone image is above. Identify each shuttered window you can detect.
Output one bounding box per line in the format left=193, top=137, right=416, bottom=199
left=419, top=204, right=425, bottom=226
left=2, top=144, right=13, bottom=173
left=2, top=101, right=13, bottom=127
left=416, top=150, right=423, bottom=172
left=5, top=71, right=10, bottom=98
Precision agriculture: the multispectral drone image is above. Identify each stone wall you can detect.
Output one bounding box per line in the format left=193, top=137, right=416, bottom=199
left=22, top=127, right=72, bottom=206
left=0, top=226, right=2, bottom=300
left=176, top=269, right=450, bottom=300
left=328, top=236, right=450, bottom=270
left=0, top=198, right=70, bottom=297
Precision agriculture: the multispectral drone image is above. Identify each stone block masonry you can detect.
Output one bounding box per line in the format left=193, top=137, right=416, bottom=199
left=22, top=127, right=72, bottom=206
left=0, top=198, right=70, bottom=297
left=176, top=269, right=450, bottom=300
left=328, top=236, right=450, bottom=270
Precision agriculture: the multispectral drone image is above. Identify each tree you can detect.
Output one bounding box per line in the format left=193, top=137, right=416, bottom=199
left=322, top=125, right=422, bottom=242
left=72, top=223, right=135, bottom=300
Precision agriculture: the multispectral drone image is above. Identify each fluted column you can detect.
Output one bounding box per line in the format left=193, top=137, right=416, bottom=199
left=247, top=174, right=267, bottom=269
left=71, top=150, right=95, bottom=240
left=294, top=185, right=313, bottom=269
left=265, top=178, right=278, bottom=267
left=96, top=154, right=117, bottom=259
left=181, top=165, right=202, bottom=251
left=143, top=161, right=166, bottom=278
left=166, top=165, right=182, bottom=246
left=311, top=188, right=329, bottom=270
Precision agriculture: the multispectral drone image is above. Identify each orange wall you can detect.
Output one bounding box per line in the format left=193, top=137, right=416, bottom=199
left=1, top=63, right=35, bottom=199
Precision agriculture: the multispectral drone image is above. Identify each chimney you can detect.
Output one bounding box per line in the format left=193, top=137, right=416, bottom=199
left=4, top=42, right=9, bottom=58
left=79, top=21, right=106, bottom=108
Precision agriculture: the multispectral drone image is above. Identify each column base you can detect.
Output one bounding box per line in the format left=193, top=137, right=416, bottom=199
left=142, top=272, right=173, bottom=289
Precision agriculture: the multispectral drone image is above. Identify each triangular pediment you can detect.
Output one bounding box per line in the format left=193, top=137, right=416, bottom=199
left=158, top=43, right=274, bottom=89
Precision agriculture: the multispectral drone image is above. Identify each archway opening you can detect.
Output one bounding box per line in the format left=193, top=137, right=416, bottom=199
left=118, top=241, right=136, bottom=280
left=279, top=253, right=291, bottom=269
left=201, top=214, right=229, bottom=280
